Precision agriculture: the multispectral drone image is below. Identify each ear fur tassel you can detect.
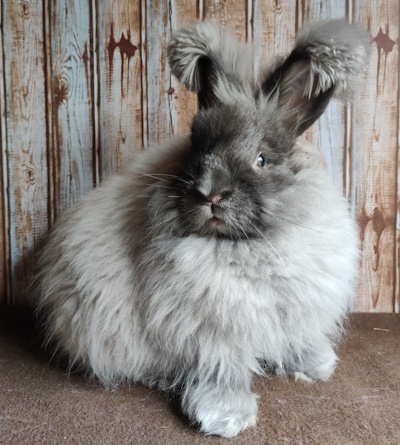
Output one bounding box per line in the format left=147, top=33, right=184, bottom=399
left=167, top=21, right=254, bottom=92
left=294, top=19, right=371, bottom=99
left=168, top=19, right=370, bottom=102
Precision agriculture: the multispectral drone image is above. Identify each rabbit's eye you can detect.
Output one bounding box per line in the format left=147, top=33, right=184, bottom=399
left=256, top=154, right=266, bottom=168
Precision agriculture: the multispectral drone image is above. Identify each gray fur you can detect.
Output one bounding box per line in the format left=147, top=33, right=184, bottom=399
left=167, top=21, right=255, bottom=92
left=36, top=20, right=368, bottom=437
left=295, top=19, right=371, bottom=98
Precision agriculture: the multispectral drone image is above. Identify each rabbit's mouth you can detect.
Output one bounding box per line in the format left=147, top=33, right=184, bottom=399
left=210, top=216, right=223, bottom=225
left=209, top=215, right=227, bottom=232
left=207, top=215, right=232, bottom=236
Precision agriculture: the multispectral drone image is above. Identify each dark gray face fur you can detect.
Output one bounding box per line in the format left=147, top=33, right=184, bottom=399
left=161, top=19, right=370, bottom=240
left=151, top=104, right=296, bottom=240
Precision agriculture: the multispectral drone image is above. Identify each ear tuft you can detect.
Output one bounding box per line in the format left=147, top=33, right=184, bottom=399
left=295, top=19, right=371, bottom=99
left=167, top=20, right=254, bottom=92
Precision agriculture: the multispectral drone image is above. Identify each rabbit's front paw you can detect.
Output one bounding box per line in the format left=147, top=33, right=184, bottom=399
left=196, top=392, right=258, bottom=437
left=183, top=385, right=258, bottom=437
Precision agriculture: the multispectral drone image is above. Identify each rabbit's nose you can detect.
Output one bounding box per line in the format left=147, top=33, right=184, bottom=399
left=207, top=190, right=232, bottom=204
left=191, top=188, right=232, bottom=204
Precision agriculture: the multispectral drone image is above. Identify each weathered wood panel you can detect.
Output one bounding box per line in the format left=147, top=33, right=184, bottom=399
left=397, top=98, right=400, bottom=312
left=300, top=1, right=348, bottom=192
left=0, top=0, right=398, bottom=312
left=97, top=0, right=143, bottom=178
left=252, top=1, right=297, bottom=82
left=353, top=1, right=399, bottom=312
left=0, top=0, right=9, bottom=303
left=204, top=0, right=247, bottom=40
left=50, top=0, right=95, bottom=217
left=3, top=0, right=49, bottom=302
left=146, top=0, right=198, bottom=146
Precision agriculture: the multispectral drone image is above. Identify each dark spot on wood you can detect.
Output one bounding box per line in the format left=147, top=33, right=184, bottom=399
left=53, top=74, right=69, bottom=106
left=358, top=206, right=389, bottom=275
left=358, top=207, right=368, bottom=243
left=373, top=25, right=396, bottom=54
left=373, top=25, right=396, bottom=86
left=18, top=1, right=31, bottom=19
left=107, top=24, right=138, bottom=96
left=168, top=87, right=175, bottom=95
left=372, top=207, right=386, bottom=237
left=82, top=44, right=90, bottom=87
left=53, top=75, right=66, bottom=185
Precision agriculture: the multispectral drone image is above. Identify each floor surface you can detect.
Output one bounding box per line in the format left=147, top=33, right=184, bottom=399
left=0, top=306, right=399, bottom=444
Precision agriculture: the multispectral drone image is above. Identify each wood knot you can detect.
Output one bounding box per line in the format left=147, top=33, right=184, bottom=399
left=22, top=164, right=36, bottom=185
left=54, top=74, right=69, bottom=105
left=167, top=87, right=175, bottom=95
left=274, top=0, right=282, bottom=12
left=18, top=1, right=31, bottom=19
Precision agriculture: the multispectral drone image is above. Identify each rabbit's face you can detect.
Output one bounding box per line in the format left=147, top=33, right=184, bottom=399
left=163, top=19, right=369, bottom=240
left=171, top=104, right=295, bottom=239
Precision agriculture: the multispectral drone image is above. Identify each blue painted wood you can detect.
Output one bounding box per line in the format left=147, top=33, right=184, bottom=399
left=97, top=0, right=143, bottom=179
left=302, top=0, right=348, bottom=192
left=146, top=0, right=198, bottom=146
left=253, top=0, right=297, bottom=75
left=0, top=0, right=397, bottom=312
left=51, top=0, right=95, bottom=217
left=0, top=0, right=9, bottom=303
left=352, top=0, right=399, bottom=312
left=3, top=0, right=49, bottom=302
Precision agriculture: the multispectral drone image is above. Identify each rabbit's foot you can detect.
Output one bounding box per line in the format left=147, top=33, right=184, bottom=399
left=196, top=391, right=258, bottom=437
left=293, top=347, right=338, bottom=382
left=306, top=351, right=338, bottom=382
left=183, top=385, right=258, bottom=437
left=291, top=371, right=314, bottom=383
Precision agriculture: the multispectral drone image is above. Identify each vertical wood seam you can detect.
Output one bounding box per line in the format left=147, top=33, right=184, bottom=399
left=345, top=0, right=354, bottom=202
left=197, top=0, right=204, bottom=112
left=167, top=0, right=174, bottom=137
left=43, top=0, right=55, bottom=227
left=296, top=0, right=303, bottom=30
left=0, top=0, right=11, bottom=303
left=140, top=0, right=148, bottom=148
left=197, top=0, right=204, bottom=20
left=394, top=0, right=400, bottom=313
left=246, top=0, right=253, bottom=43
left=91, top=0, right=101, bottom=182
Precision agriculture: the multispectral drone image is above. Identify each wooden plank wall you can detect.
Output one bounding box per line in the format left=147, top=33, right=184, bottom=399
left=0, top=0, right=398, bottom=312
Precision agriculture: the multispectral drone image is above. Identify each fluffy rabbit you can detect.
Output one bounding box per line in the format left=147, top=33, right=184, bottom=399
left=37, top=20, right=369, bottom=437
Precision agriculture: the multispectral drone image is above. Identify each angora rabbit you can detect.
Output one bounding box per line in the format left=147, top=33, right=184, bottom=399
left=37, top=20, right=369, bottom=437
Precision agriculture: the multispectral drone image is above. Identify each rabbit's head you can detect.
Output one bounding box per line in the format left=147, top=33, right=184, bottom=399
left=156, top=20, right=370, bottom=239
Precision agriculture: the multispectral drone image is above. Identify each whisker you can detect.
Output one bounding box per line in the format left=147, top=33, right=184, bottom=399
left=137, top=173, right=191, bottom=185
left=250, top=223, right=289, bottom=276
left=137, top=173, right=169, bottom=183
left=238, top=224, right=250, bottom=242
left=261, top=210, right=323, bottom=233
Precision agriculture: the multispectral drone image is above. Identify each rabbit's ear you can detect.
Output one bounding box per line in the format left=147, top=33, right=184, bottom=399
left=260, top=19, right=370, bottom=137
left=168, top=21, right=254, bottom=108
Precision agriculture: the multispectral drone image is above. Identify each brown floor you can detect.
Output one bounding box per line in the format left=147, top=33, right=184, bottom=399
left=0, top=306, right=399, bottom=445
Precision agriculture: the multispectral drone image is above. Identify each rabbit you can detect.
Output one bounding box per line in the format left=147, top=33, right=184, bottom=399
left=36, top=19, right=369, bottom=437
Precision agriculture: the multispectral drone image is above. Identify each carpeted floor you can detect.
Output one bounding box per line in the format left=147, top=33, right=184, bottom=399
left=0, top=306, right=399, bottom=445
